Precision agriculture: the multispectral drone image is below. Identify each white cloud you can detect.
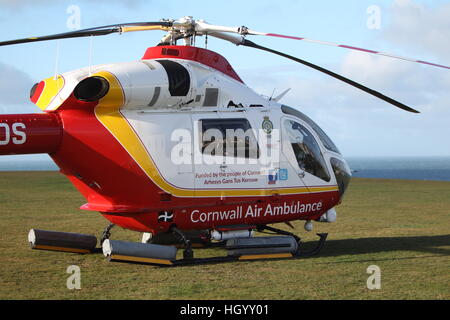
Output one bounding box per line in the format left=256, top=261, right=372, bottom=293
left=240, top=0, right=450, bottom=157
left=340, top=51, right=450, bottom=106
left=0, top=0, right=52, bottom=9
left=242, top=40, right=450, bottom=157
left=382, top=0, right=450, bottom=64
left=0, top=62, right=38, bottom=114
left=0, top=0, right=144, bottom=9
left=0, top=63, right=34, bottom=104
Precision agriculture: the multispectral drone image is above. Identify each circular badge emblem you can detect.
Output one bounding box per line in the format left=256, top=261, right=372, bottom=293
left=262, top=117, right=273, bottom=134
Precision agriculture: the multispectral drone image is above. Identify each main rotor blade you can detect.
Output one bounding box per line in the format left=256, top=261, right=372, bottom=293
left=0, top=21, right=172, bottom=47
left=241, top=39, right=420, bottom=113
left=246, top=30, right=450, bottom=71
left=195, top=21, right=449, bottom=71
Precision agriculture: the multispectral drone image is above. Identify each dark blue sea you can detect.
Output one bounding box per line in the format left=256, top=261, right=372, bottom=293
left=0, top=155, right=449, bottom=182
left=346, top=156, right=450, bottom=182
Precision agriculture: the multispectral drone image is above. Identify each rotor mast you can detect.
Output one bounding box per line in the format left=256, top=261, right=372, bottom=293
left=158, top=16, right=246, bottom=46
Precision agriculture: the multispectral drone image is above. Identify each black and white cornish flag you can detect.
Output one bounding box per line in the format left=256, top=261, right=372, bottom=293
left=158, top=211, right=174, bottom=223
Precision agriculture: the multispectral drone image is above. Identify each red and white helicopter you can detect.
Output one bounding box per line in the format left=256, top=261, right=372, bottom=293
left=0, top=17, right=445, bottom=266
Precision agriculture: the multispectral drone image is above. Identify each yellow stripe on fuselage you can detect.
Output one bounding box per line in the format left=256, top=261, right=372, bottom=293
left=94, top=71, right=339, bottom=197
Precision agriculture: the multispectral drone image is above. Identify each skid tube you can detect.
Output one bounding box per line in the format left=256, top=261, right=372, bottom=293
left=104, top=231, right=328, bottom=267
left=171, top=233, right=328, bottom=267
left=27, top=226, right=328, bottom=267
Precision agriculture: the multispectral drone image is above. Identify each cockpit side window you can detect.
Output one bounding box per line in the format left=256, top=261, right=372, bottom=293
left=285, top=119, right=331, bottom=182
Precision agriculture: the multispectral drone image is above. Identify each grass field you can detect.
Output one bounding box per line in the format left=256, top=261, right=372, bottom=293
left=0, top=171, right=448, bottom=300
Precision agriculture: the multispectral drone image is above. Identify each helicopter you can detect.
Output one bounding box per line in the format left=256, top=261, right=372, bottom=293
left=0, top=16, right=447, bottom=266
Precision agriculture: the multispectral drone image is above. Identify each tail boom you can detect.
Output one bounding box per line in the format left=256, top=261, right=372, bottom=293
left=0, top=113, right=62, bottom=155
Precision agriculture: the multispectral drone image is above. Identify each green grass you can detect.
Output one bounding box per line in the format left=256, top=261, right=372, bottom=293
left=0, top=171, right=449, bottom=300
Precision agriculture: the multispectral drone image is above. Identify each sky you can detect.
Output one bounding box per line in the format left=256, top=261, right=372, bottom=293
left=0, top=0, right=449, bottom=160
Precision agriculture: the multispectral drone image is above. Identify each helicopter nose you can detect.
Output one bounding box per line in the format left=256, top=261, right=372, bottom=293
left=330, top=157, right=351, bottom=199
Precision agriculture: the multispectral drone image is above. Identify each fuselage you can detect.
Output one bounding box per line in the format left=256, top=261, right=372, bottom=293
left=0, top=45, right=351, bottom=235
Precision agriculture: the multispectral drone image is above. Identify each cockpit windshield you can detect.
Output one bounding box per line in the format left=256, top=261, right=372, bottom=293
left=281, top=105, right=340, bottom=154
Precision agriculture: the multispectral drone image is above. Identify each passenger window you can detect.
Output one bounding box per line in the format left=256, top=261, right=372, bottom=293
left=200, top=119, right=259, bottom=159
left=285, top=120, right=330, bottom=182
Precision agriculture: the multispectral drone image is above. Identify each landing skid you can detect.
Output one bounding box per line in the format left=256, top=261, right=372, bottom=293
left=27, top=226, right=328, bottom=267
left=166, top=233, right=328, bottom=267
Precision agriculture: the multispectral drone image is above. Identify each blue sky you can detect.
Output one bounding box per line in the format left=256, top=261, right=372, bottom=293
left=0, top=0, right=449, bottom=160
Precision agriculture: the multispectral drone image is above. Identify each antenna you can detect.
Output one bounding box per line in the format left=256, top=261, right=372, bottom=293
left=269, top=88, right=276, bottom=101
left=272, top=88, right=291, bottom=102
left=88, top=35, right=93, bottom=76
left=53, top=40, right=60, bottom=80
